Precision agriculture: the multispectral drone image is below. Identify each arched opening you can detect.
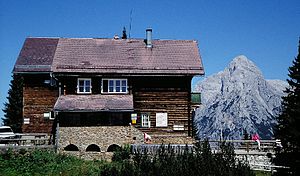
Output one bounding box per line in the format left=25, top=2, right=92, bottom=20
left=64, top=144, right=79, bottom=151
left=86, top=144, right=101, bottom=152
left=107, top=144, right=121, bottom=152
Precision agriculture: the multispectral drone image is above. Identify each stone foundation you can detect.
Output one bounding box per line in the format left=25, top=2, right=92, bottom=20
left=58, top=126, right=144, bottom=153
left=58, top=126, right=198, bottom=160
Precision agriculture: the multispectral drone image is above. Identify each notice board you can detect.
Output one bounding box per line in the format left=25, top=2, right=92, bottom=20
left=156, top=113, right=168, bottom=127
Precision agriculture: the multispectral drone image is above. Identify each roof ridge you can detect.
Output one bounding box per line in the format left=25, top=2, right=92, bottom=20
left=27, top=37, right=61, bottom=39
left=26, top=37, right=197, bottom=42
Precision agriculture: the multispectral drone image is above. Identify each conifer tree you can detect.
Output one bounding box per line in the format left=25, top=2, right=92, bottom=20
left=274, top=39, right=300, bottom=175
left=122, top=27, right=127, bottom=39
left=2, top=74, right=23, bottom=133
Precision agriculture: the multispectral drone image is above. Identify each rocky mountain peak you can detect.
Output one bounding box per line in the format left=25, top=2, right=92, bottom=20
left=194, top=55, right=287, bottom=140
left=226, top=55, right=263, bottom=80
left=229, top=55, right=256, bottom=68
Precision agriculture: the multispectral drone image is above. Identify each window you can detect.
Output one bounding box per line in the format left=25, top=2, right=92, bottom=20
left=77, top=78, right=91, bottom=93
left=102, top=79, right=127, bottom=93
left=141, top=113, right=150, bottom=128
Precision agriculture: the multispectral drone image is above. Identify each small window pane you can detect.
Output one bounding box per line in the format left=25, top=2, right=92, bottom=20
left=79, top=80, right=84, bottom=86
left=121, top=80, right=127, bottom=92
left=122, top=80, right=126, bottom=86
left=109, top=80, right=114, bottom=86
left=109, top=80, right=114, bottom=92
left=85, top=86, right=90, bottom=92
left=116, top=80, right=120, bottom=86
left=79, top=87, right=84, bottom=92
left=116, top=80, right=120, bottom=92
left=109, top=86, right=114, bottom=92
left=85, top=80, right=91, bottom=86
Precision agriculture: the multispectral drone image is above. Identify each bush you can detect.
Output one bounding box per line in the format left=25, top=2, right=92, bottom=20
left=0, top=142, right=255, bottom=176
left=0, top=149, right=103, bottom=176
left=129, top=140, right=254, bottom=176
left=112, top=144, right=131, bottom=162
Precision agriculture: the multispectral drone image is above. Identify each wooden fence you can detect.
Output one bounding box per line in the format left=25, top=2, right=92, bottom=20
left=203, top=139, right=278, bottom=152
left=0, top=133, right=55, bottom=151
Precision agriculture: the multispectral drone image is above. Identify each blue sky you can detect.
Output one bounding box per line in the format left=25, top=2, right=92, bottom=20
left=0, top=0, right=299, bottom=124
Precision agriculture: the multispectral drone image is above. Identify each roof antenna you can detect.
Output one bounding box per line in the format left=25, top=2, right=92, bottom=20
left=129, top=9, right=133, bottom=39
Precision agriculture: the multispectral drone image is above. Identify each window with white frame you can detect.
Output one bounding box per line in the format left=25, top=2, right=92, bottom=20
left=77, top=78, right=91, bottom=93
left=102, top=79, right=127, bottom=93
left=141, top=113, right=150, bottom=128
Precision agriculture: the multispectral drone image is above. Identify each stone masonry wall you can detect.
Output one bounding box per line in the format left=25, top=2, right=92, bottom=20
left=58, top=126, right=144, bottom=153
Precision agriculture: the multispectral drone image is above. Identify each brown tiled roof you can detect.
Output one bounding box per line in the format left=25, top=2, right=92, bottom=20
left=14, top=38, right=59, bottom=72
left=14, top=37, right=204, bottom=75
left=54, top=94, right=134, bottom=112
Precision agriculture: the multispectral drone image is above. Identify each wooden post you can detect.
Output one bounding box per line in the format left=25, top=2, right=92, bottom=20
left=55, top=115, right=59, bottom=152
left=188, top=77, right=192, bottom=136
left=191, top=109, right=195, bottom=138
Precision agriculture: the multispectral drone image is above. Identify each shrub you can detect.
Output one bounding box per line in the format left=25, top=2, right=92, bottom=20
left=112, top=144, right=131, bottom=162
left=0, top=142, right=255, bottom=176
left=129, top=140, right=254, bottom=176
left=0, top=149, right=102, bottom=175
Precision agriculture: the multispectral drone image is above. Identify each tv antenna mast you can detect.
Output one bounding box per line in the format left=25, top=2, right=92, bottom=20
left=129, top=9, right=133, bottom=39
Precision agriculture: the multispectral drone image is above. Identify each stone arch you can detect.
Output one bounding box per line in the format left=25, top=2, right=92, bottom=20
left=86, top=144, right=101, bottom=152
left=64, top=144, right=79, bottom=151
left=107, top=144, right=121, bottom=152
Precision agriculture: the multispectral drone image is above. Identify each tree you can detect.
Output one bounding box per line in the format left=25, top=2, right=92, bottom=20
left=122, top=27, right=127, bottom=39
left=274, top=39, right=300, bottom=175
left=2, top=74, right=23, bottom=133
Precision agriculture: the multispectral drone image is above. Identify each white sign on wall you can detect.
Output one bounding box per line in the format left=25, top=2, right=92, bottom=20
left=156, top=113, right=168, bottom=127
left=24, top=118, right=30, bottom=124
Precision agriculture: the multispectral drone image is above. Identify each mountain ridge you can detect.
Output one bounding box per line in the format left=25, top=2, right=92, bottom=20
left=194, top=55, right=287, bottom=140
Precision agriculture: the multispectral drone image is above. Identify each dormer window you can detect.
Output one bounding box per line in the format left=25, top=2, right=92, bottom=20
left=102, top=79, right=127, bottom=93
left=77, top=78, right=91, bottom=94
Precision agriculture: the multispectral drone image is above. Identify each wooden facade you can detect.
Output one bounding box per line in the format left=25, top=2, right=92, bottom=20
left=14, top=37, right=204, bottom=141
left=21, top=75, right=194, bottom=136
left=132, top=77, right=192, bottom=135
left=22, top=74, right=58, bottom=133
left=53, top=76, right=193, bottom=135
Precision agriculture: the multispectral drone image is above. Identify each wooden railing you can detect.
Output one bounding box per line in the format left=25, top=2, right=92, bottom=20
left=0, top=133, right=54, bottom=150
left=0, top=138, right=49, bottom=146
left=202, top=140, right=277, bottom=152
left=131, top=140, right=278, bottom=154
left=251, top=163, right=290, bottom=173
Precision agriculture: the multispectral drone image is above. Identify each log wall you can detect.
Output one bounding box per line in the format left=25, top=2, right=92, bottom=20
left=132, top=77, right=192, bottom=136
left=22, top=75, right=193, bottom=136
left=22, top=75, right=58, bottom=133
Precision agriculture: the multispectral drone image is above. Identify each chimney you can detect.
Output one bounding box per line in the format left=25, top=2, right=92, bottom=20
left=146, top=28, right=152, bottom=48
